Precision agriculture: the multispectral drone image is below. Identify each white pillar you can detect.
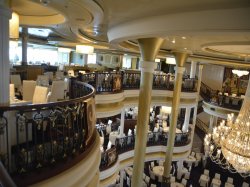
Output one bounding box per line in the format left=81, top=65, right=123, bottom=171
left=190, top=61, right=197, bottom=79
left=119, top=170, right=125, bottom=187
left=119, top=108, right=125, bottom=137
left=209, top=115, right=214, bottom=131
left=192, top=106, right=197, bottom=126
left=214, top=116, right=218, bottom=126
left=0, top=4, right=11, bottom=105
left=176, top=160, right=184, bottom=180
left=182, top=107, right=191, bottom=132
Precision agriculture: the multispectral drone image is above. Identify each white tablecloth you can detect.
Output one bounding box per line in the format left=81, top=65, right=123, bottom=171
left=185, top=155, right=196, bottom=167
left=152, top=166, right=164, bottom=177
left=163, top=127, right=182, bottom=133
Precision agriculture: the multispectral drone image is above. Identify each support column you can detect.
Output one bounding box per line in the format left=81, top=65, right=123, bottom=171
left=190, top=61, right=197, bottom=79
left=131, top=38, right=164, bottom=187
left=119, top=108, right=125, bottom=137
left=182, top=107, right=191, bottom=132
left=209, top=115, right=214, bottom=131
left=0, top=3, right=11, bottom=105
left=176, top=160, right=184, bottom=180
left=163, top=52, right=189, bottom=186
left=21, top=27, right=28, bottom=66
left=214, top=116, right=218, bottom=126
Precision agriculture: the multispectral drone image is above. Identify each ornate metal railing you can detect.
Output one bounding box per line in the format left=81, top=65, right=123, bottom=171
left=0, top=79, right=96, bottom=186
left=99, top=130, right=191, bottom=171
left=200, top=82, right=217, bottom=102
left=79, top=71, right=197, bottom=94
left=99, top=146, right=118, bottom=171
left=196, top=118, right=209, bottom=133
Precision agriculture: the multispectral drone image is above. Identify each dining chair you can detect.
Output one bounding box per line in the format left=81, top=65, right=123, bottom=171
left=47, top=80, right=65, bottom=102
left=9, top=84, right=15, bottom=100
left=10, top=74, right=22, bottom=90
left=32, top=86, right=49, bottom=104
left=23, top=80, right=36, bottom=101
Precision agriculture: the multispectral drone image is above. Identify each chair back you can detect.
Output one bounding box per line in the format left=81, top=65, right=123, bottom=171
left=23, top=80, right=36, bottom=101
left=10, top=74, right=21, bottom=89
left=48, top=81, right=65, bottom=102
left=37, top=75, right=49, bottom=86
left=32, top=86, right=49, bottom=104
left=204, top=169, right=209, bottom=176
left=227, top=177, right=233, bottom=184
left=56, top=71, right=64, bottom=79
left=9, top=84, right=15, bottom=99
left=181, top=178, right=187, bottom=186
left=68, top=70, right=74, bottom=77
left=44, top=72, right=54, bottom=81
left=215, top=173, right=220, bottom=179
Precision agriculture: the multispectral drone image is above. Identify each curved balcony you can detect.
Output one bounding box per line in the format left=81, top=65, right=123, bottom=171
left=0, top=80, right=100, bottom=187
left=99, top=127, right=193, bottom=184
left=78, top=71, right=198, bottom=118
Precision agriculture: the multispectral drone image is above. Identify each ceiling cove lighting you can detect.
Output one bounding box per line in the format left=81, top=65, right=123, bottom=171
left=76, top=45, right=94, bottom=54
left=9, top=12, right=19, bottom=39
left=204, top=77, right=250, bottom=177
left=232, top=69, right=249, bottom=77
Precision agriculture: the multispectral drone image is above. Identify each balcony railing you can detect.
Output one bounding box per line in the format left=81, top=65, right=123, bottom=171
left=99, top=130, right=191, bottom=171
left=78, top=71, right=197, bottom=94
left=0, top=79, right=96, bottom=186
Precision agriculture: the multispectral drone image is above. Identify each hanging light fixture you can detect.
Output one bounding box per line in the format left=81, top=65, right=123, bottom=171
left=75, top=45, right=94, bottom=54
left=204, top=77, right=250, bottom=177
left=232, top=69, right=249, bottom=77
left=9, top=12, right=19, bottom=39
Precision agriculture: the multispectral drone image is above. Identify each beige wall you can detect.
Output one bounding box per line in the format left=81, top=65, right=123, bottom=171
left=202, top=64, right=224, bottom=91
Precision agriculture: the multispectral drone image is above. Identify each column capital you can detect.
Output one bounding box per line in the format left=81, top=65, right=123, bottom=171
left=139, top=61, right=157, bottom=73
left=174, top=66, right=185, bottom=74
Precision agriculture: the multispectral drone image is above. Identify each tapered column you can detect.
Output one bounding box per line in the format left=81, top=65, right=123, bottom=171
left=119, top=108, right=125, bottom=137
left=209, top=115, right=214, bottom=131
left=0, top=3, right=11, bottom=105
left=21, top=27, right=28, bottom=66
left=190, top=61, right=197, bottom=79
left=131, top=38, right=164, bottom=187
left=163, top=52, right=189, bottom=186
left=182, top=107, right=191, bottom=132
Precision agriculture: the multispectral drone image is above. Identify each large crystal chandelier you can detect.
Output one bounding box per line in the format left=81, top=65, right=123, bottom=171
left=204, top=78, right=250, bottom=177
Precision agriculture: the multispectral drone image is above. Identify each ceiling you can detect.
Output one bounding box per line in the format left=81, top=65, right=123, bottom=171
left=10, top=0, right=250, bottom=66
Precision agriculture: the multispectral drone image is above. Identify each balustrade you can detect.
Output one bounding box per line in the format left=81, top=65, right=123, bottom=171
left=80, top=71, right=197, bottom=93
left=99, top=130, right=191, bottom=171
left=0, top=80, right=95, bottom=185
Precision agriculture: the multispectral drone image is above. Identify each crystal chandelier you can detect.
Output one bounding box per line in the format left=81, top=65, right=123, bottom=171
left=204, top=78, right=250, bottom=177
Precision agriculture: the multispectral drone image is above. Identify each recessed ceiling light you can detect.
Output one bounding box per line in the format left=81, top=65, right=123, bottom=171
left=182, top=36, right=186, bottom=40
left=184, top=48, right=187, bottom=50
left=171, top=38, right=175, bottom=44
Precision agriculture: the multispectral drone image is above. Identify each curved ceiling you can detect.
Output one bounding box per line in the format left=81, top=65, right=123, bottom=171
left=10, top=0, right=250, bottom=66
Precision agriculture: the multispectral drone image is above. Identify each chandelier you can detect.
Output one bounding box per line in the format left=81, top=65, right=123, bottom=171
left=204, top=78, right=250, bottom=177
left=232, top=69, right=249, bottom=77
